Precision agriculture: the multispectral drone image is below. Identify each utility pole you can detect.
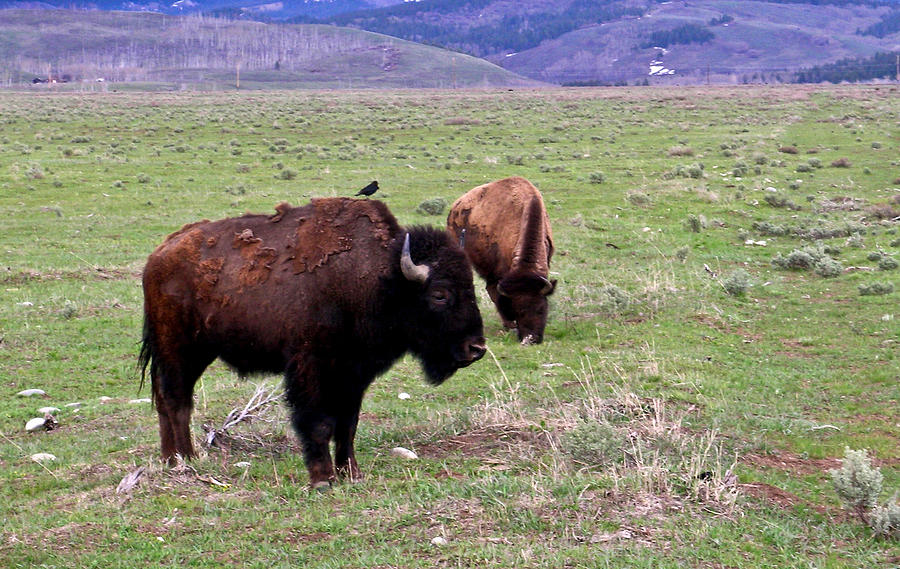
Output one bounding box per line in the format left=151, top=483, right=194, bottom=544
left=236, top=60, right=241, bottom=89
left=706, top=64, right=710, bottom=85
left=896, top=54, right=899, bottom=82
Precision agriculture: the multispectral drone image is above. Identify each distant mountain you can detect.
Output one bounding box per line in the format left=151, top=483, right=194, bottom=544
left=314, top=0, right=900, bottom=84
left=1, top=0, right=898, bottom=85
left=0, top=9, right=540, bottom=89
left=0, top=0, right=404, bottom=19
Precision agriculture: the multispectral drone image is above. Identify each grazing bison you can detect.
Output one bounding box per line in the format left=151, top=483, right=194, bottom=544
left=139, top=198, right=486, bottom=488
left=447, top=176, right=556, bottom=345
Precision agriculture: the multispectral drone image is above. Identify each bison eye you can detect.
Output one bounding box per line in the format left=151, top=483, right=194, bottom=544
left=429, top=288, right=450, bottom=306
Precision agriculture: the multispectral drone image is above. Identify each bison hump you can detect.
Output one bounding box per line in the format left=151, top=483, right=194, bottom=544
left=292, top=198, right=399, bottom=274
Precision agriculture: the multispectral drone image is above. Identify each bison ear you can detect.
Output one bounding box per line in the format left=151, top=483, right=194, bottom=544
left=401, top=233, right=430, bottom=284
left=541, top=278, right=557, bottom=296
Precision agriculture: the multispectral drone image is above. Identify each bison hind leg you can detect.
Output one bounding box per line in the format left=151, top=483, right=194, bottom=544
left=149, top=351, right=216, bottom=465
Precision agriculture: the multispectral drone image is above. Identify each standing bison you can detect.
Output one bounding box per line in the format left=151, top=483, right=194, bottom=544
left=447, top=176, right=556, bottom=345
left=139, top=198, right=486, bottom=488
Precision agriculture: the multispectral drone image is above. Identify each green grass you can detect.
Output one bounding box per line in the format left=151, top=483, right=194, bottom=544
left=1, top=85, right=898, bottom=567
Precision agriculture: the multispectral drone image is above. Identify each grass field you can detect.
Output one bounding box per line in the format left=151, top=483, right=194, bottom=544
left=0, top=85, right=898, bottom=567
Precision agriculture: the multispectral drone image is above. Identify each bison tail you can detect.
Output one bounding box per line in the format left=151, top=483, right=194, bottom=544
left=137, top=317, right=155, bottom=401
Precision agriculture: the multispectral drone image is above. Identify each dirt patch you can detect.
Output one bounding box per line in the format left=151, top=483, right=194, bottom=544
left=740, top=482, right=807, bottom=510
left=742, top=450, right=840, bottom=476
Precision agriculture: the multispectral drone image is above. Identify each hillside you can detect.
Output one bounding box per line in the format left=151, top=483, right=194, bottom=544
left=494, top=1, right=900, bottom=85
left=0, top=9, right=540, bottom=89
left=321, top=0, right=900, bottom=85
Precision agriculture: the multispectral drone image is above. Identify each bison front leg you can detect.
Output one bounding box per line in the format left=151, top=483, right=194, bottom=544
left=291, top=409, right=337, bottom=489
left=486, top=282, right=517, bottom=329
left=285, top=356, right=339, bottom=488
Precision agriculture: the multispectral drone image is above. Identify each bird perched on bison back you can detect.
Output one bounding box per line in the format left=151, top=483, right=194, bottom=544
left=355, top=180, right=378, bottom=197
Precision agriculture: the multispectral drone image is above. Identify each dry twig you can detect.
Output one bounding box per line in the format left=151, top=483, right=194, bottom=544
left=203, top=383, right=283, bottom=448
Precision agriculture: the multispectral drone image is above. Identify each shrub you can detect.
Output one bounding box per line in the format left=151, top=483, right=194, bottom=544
left=562, top=421, right=625, bottom=468
left=846, top=233, right=865, bottom=248
left=598, top=285, right=630, bottom=314
left=752, top=152, right=768, bottom=165
left=722, top=269, right=751, bottom=296
left=814, top=256, right=843, bottom=278
left=589, top=171, right=605, bottom=184
left=859, top=282, right=894, bottom=296
left=807, top=157, right=822, bottom=168
left=764, top=194, right=801, bottom=211
left=831, top=448, right=883, bottom=517
left=60, top=300, right=78, bottom=320
left=275, top=169, right=297, bottom=180
left=772, top=250, right=815, bottom=270
left=685, top=214, right=705, bottom=233
left=772, top=244, right=842, bottom=277
left=796, top=163, right=813, bottom=173
left=752, top=221, right=788, bottom=236
left=25, top=164, right=44, bottom=180
left=831, top=157, right=852, bottom=168
left=668, top=145, right=694, bottom=157
left=870, top=499, right=900, bottom=539
left=626, top=191, right=651, bottom=207
left=830, top=447, right=899, bottom=538
left=878, top=256, right=898, bottom=270
left=415, top=197, right=447, bottom=216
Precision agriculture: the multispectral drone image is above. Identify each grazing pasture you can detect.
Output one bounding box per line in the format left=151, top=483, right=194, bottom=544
left=0, top=86, right=898, bottom=567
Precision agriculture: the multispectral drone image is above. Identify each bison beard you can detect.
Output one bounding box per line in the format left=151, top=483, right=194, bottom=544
left=139, top=198, right=485, bottom=488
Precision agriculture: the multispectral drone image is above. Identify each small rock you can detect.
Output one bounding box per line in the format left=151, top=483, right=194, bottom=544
left=31, top=453, right=57, bottom=462
left=17, top=389, right=46, bottom=397
left=398, top=392, right=411, bottom=400
left=64, top=402, right=82, bottom=408
left=16, top=301, right=34, bottom=307
left=129, top=398, right=151, bottom=404
left=25, top=417, right=46, bottom=432
left=390, top=447, right=418, bottom=460
left=234, top=461, right=251, bottom=469
left=431, top=536, right=448, bottom=546
left=99, top=396, right=113, bottom=403
left=37, top=407, right=60, bottom=414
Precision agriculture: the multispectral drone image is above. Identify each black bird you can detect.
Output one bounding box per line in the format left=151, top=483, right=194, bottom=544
left=355, top=180, right=379, bottom=198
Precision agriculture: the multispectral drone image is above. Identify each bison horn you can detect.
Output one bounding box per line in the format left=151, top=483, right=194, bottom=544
left=539, top=277, right=554, bottom=296
left=401, top=233, right=430, bottom=284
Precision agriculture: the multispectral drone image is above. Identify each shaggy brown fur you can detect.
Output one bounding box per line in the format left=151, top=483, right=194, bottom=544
left=447, top=177, right=556, bottom=345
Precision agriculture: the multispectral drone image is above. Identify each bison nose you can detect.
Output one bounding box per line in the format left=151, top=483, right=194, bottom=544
left=466, top=337, right=487, bottom=364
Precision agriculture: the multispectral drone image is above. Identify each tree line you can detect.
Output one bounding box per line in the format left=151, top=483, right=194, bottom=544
left=795, top=51, right=898, bottom=83
left=313, top=0, right=647, bottom=57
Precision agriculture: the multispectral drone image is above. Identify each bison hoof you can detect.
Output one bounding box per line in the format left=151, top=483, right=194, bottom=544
left=520, top=335, right=538, bottom=346
left=311, top=480, right=333, bottom=492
